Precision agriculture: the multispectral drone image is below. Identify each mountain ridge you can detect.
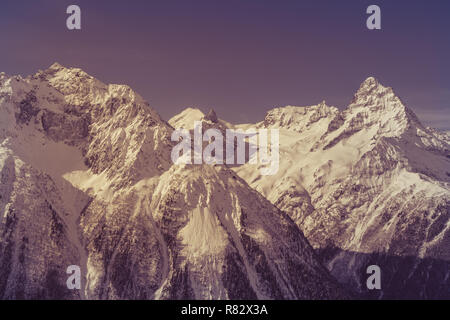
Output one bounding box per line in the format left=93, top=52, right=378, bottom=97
left=172, top=74, right=449, bottom=298
left=0, top=63, right=349, bottom=299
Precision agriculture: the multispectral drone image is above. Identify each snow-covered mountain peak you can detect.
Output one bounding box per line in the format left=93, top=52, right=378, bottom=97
left=349, top=77, right=396, bottom=108
left=169, top=107, right=205, bottom=129
left=349, top=77, right=406, bottom=115
left=331, top=77, right=429, bottom=140
left=0, top=65, right=175, bottom=190
left=353, top=76, right=386, bottom=97
left=48, top=61, right=65, bottom=70
left=27, top=63, right=157, bottom=123
left=41, top=62, right=95, bottom=84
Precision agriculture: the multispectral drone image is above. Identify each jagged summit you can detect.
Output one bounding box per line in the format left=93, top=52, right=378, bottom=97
left=351, top=76, right=394, bottom=106
left=232, top=78, right=450, bottom=299
left=0, top=64, right=173, bottom=188
left=358, top=76, right=385, bottom=92
left=262, top=102, right=339, bottom=132
left=48, top=62, right=65, bottom=70
left=204, top=109, right=218, bottom=123
left=361, top=76, right=379, bottom=86
left=342, top=76, right=432, bottom=140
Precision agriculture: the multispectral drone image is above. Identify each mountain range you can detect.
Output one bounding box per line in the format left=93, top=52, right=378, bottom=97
left=0, top=63, right=448, bottom=299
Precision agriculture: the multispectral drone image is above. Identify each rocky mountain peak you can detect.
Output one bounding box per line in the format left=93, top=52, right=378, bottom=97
left=351, top=77, right=391, bottom=104
left=204, top=109, right=218, bottom=123
left=48, top=62, right=65, bottom=71
left=168, top=107, right=205, bottom=129
left=262, top=103, right=339, bottom=133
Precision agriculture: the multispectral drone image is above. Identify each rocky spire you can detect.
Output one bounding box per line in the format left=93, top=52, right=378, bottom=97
left=204, top=109, right=218, bottom=123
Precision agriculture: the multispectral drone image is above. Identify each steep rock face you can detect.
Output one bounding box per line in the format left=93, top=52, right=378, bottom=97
left=204, top=109, right=218, bottom=123
left=0, top=64, right=347, bottom=300
left=233, top=78, right=450, bottom=299
left=168, top=107, right=205, bottom=130
left=0, top=70, right=94, bottom=299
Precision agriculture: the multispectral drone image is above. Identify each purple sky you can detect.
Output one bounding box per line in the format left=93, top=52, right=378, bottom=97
left=1, top=0, right=449, bottom=129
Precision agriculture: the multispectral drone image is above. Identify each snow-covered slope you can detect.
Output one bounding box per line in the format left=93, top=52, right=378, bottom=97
left=232, top=77, right=450, bottom=299
left=169, top=107, right=205, bottom=130
left=0, top=64, right=347, bottom=299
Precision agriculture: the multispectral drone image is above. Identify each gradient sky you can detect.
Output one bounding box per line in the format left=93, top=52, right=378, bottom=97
left=1, top=0, right=449, bottom=129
